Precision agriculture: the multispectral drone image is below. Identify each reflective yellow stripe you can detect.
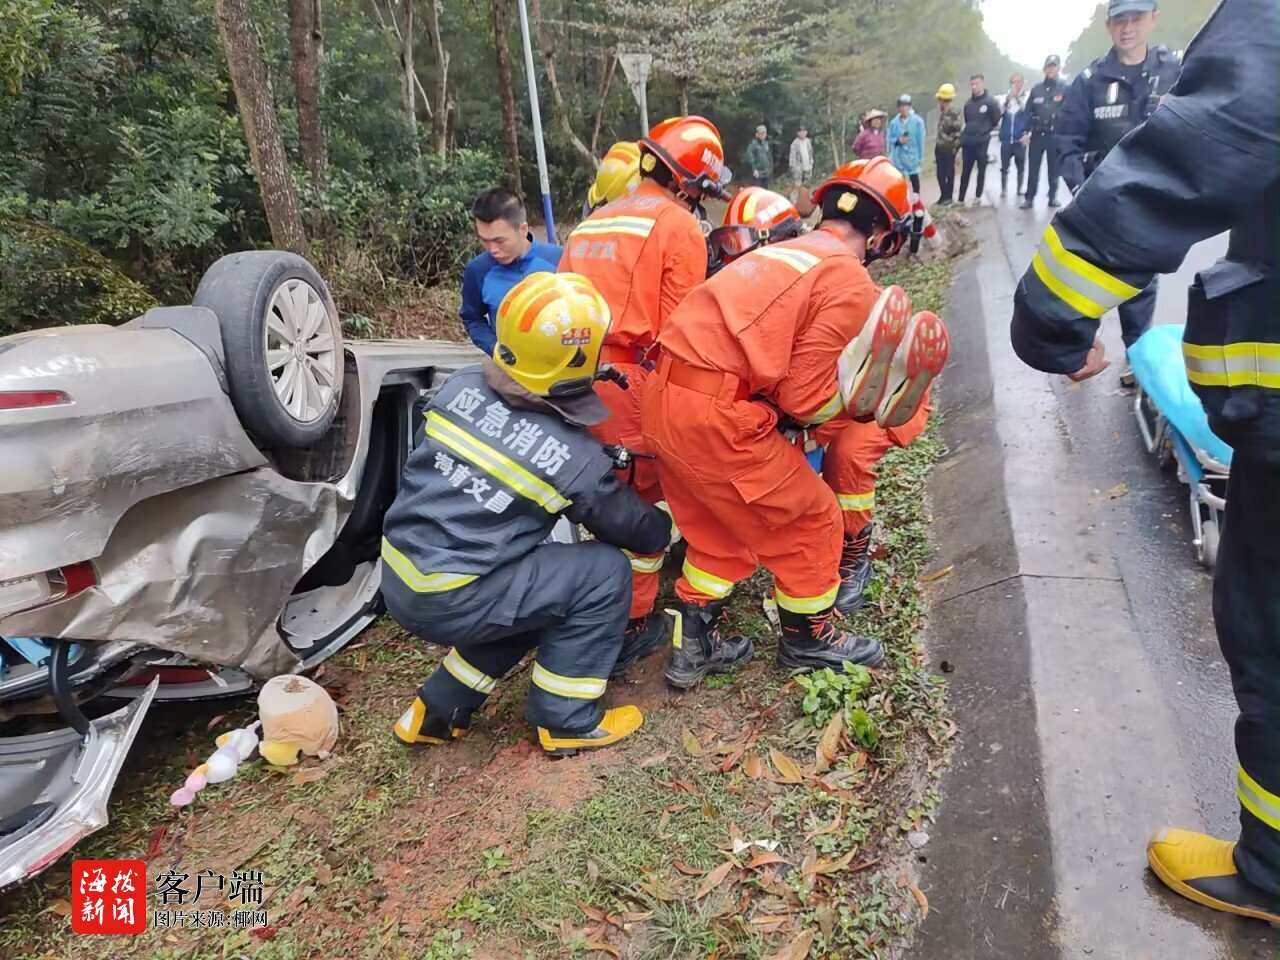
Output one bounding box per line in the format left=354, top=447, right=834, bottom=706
left=1042, top=224, right=1139, bottom=302
left=381, top=539, right=478, bottom=593
left=1183, top=341, right=1280, bottom=389
left=836, top=491, right=876, bottom=512
left=1031, top=250, right=1108, bottom=319
left=571, top=216, right=655, bottom=239
left=623, top=550, right=665, bottom=574
left=802, top=389, right=845, bottom=425
left=775, top=584, right=839, bottom=614
left=756, top=246, right=820, bottom=275
left=442, top=649, right=497, bottom=694
left=682, top=559, right=734, bottom=599
left=1238, top=766, right=1280, bottom=832
left=426, top=412, right=571, bottom=512
left=531, top=663, right=606, bottom=700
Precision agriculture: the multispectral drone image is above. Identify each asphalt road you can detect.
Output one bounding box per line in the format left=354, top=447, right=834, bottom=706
left=912, top=186, right=1276, bottom=959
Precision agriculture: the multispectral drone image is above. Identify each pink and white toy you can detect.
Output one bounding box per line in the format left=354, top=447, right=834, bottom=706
left=170, top=721, right=261, bottom=807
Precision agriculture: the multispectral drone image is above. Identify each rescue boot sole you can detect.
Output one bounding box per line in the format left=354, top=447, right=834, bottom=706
left=840, top=285, right=912, bottom=420
left=665, top=638, right=756, bottom=690
left=1147, top=848, right=1280, bottom=925
left=876, top=311, right=950, bottom=428
left=538, top=706, right=644, bottom=757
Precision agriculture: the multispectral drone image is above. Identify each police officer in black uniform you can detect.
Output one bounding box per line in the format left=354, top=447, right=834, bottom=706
left=1020, top=54, right=1068, bottom=209
left=1055, top=0, right=1181, bottom=372
left=1011, top=0, right=1280, bottom=926
left=382, top=272, right=674, bottom=756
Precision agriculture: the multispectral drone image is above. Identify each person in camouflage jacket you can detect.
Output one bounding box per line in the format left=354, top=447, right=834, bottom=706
left=934, top=84, right=964, bottom=203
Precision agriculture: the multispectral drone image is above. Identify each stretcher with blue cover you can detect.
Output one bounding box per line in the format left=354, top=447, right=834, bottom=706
left=1129, top=324, right=1232, bottom=570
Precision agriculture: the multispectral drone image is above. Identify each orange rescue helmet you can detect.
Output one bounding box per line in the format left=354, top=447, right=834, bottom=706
left=811, top=157, right=913, bottom=258
left=639, top=115, right=727, bottom=201
left=709, top=186, right=803, bottom=262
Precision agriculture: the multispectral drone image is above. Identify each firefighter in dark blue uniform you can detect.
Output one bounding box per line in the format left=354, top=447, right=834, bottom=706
left=1055, top=0, right=1181, bottom=376
left=1019, top=54, right=1069, bottom=209
left=382, top=272, right=674, bottom=756
left=1011, top=0, right=1280, bottom=925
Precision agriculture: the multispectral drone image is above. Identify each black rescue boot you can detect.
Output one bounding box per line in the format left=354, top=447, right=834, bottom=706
left=610, top=613, right=674, bottom=678
left=665, top=600, right=754, bottom=689
left=776, top=605, right=884, bottom=671
left=835, top=524, right=874, bottom=614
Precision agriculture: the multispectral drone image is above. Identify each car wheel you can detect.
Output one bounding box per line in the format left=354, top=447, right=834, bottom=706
left=193, top=251, right=344, bottom=448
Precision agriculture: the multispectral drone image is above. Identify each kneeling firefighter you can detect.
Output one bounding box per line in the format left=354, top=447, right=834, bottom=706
left=383, top=273, right=674, bottom=755
left=706, top=185, right=806, bottom=277
left=642, top=157, right=950, bottom=686
left=709, top=187, right=936, bottom=614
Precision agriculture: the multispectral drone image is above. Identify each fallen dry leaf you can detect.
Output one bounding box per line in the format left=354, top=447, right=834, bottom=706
left=768, top=928, right=816, bottom=960
left=813, top=849, right=858, bottom=876
left=673, top=860, right=706, bottom=877
left=696, top=860, right=736, bottom=900
left=639, top=751, right=670, bottom=769
left=584, top=939, right=621, bottom=958
left=805, top=805, right=845, bottom=840
left=918, top=564, right=954, bottom=583
left=769, top=748, right=804, bottom=784
left=579, top=901, right=609, bottom=924
left=314, top=861, right=333, bottom=886
left=814, top=712, right=845, bottom=774
left=44, top=899, right=72, bottom=918
left=750, top=913, right=795, bottom=927
left=719, top=741, right=746, bottom=774
left=587, top=859, right=601, bottom=882
left=681, top=727, right=705, bottom=757
left=745, top=851, right=789, bottom=873
left=1107, top=482, right=1131, bottom=499
left=621, top=910, right=654, bottom=923
left=205, top=713, right=227, bottom=732
left=910, top=885, right=929, bottom=919
left=291, top=766, right=328, bottom=785
left=672, top=777, right=699, bottom=795
left=744, top=752, right=765, bottom=779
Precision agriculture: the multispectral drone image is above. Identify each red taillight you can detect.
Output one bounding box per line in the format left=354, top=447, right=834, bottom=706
left=0, top=390, right=72, bottom=410
left=0, top=563, right=96, bottom=618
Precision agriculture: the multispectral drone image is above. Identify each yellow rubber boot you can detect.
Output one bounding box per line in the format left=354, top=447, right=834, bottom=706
left=538, top=705, right=644, bottom=757
left=392, top=697, right=467, bottom=746
left=1147, top=828, right=1280, bottom=924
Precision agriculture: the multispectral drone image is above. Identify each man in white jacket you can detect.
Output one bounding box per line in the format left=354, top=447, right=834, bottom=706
left=788, top=124, right=815, bottom=202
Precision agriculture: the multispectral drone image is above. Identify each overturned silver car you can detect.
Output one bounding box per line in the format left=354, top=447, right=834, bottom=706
left=0, top=250, right=479, bottom=887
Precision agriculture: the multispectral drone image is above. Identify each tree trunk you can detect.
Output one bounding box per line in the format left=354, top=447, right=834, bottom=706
left=423, top=0, right=449, bottom=154
left=213, top=0, right=307, bottom=254
left=400, top=0, right=420, bottom=158
left=369, top=0, right=432, bottom=115
left=287, top=0, right=326, bottom=190
left=528, top=0, right=597, bottom=171
left=679, top=79, right=690, bottom=115
left=589, top=54, right=617, bottom=156
left=490, top=0, right=521, bottom=191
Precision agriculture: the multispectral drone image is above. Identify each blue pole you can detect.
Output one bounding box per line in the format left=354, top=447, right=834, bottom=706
left=515, top=0, right=556, bottom=243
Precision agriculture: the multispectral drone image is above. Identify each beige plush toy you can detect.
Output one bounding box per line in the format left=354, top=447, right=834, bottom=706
left=257, top=674, right=339, bottom=766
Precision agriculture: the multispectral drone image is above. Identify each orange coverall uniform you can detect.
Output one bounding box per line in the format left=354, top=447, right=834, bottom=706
left=560, top=178, right=707, bottom=618
left=641, top=230, right=881, bottom=612
left=810, top=399, right=929, bottom=536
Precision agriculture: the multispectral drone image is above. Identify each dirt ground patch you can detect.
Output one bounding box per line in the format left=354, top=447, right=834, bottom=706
left=0, top=240, right=962, bottom=960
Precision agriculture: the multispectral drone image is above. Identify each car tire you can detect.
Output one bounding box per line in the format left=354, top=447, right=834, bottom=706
left=193, top=251, right=344, bottom=448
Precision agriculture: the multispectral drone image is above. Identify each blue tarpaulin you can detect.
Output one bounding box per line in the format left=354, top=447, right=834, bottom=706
left=1129, top=324, right=1234, bottom=467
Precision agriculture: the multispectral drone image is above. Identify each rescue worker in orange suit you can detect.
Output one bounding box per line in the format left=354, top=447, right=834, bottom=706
left=559, top=116, right=728, bottom=675
left=643, top=158, right=950, bottom=686
left=709, top=186, right=933, bottom=614
left=383, top=273, right=674, bottom=756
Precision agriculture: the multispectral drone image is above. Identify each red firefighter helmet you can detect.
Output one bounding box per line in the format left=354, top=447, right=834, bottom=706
left=709, top=186, right=803, bottom=263
left=811, top=157, right=913, bottom=257
left=639, top=116, right=727, bottom=200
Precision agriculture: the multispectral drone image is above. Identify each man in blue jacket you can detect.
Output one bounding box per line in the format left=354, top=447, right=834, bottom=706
left=459, top=188, right=563, bottom=354
left=887, top=94, right=926, bottom=194
left=999, top=73, right=1029, bottom=199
